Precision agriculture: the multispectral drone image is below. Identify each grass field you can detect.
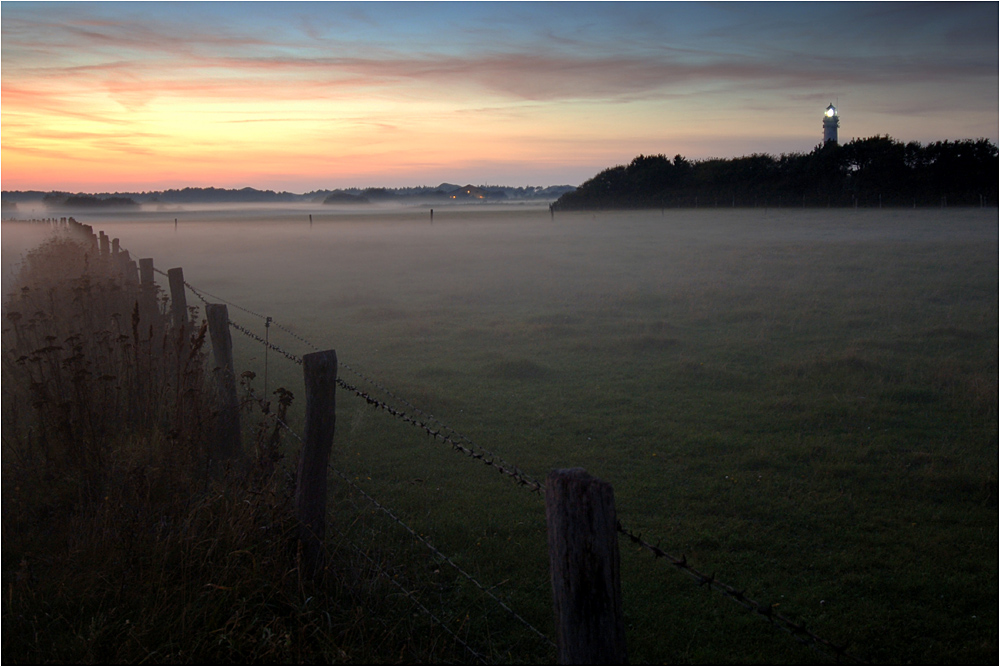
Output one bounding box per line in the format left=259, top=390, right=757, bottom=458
left=4, top=206, right=997, bottom=663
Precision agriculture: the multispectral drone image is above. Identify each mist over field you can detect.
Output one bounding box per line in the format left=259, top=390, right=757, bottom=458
left=12, top=203, right=992, bottom=338
left=6, top=203, right=995, bottom=433
left=3, top=204, right=996, bottom=663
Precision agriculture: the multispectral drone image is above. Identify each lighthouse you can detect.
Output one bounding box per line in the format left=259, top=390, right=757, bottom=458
left=823, top=103, right=839, bottom=144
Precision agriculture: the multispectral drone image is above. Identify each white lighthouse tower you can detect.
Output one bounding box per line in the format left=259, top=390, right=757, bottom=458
left=823, top=103, right=840, bottom=144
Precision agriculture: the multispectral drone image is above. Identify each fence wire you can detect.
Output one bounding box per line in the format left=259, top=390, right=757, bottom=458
left=228, top=318, right=304, bottom=365
left=251, top=393, right=554, bottom=656
left=178, top=268, right=531, bottom=472
left=615, top=523, right=868, bottom=665
left=326, top=463, right=555, bottom=651
left=330, top=524, right=488, bottom=665
left=192, top=282, right=544, bottom=493
left=333, top=376, right=544, bottom=492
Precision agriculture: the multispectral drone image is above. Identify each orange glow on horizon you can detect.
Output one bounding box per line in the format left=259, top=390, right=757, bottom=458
left=3, top=3, right=995, bottom=192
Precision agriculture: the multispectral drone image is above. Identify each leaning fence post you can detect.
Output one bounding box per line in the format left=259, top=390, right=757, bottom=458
left=296, top=349, right=338, bottom=577
left=546, top=468, right=628, bottom=665
left=205, top=304, right=242, bottom=461
left=167, top=267, right=188, bottom=332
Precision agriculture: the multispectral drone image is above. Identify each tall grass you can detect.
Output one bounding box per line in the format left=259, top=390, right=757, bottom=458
left=1, top=231, right=514, bottom=664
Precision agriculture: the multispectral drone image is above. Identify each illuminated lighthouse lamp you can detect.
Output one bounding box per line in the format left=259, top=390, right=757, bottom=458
left=823, top=104, right=840, bottom=144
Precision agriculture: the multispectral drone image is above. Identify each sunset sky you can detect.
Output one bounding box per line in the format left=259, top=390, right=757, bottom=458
left=2, top=1, right=997, bottom=192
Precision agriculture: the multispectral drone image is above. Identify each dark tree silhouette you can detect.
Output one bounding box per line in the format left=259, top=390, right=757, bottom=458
left=553, top=137, right=998, bottom=210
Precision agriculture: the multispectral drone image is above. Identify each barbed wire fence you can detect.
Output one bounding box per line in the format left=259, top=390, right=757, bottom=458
left=151, top=252, right=866, bottom=664
left=242, top=383, right=556, bottom=656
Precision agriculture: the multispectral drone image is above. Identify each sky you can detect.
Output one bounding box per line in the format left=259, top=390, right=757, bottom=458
left=2, top=1, right=997, bottom=192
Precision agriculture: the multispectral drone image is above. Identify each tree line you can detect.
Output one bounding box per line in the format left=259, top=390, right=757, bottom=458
left=41, top=193, right=140, bottom=208
left=553, top=137, right=998, bottom=210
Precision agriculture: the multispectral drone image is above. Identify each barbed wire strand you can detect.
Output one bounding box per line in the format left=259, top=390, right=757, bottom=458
left=615, top=523, right=868, bottom=665
left=335, top=358, right=498, bottom=459
left=219, top=306, right=542, bottom=492
left=228, top=318, right=303, bottom=365
left=328, top=524, right=488, bottom=665
left=326, top=464, right=556, bottom=651
left=251, top=391, right=554, bottom=653
left=176, top=268, right=536, bottom=480
left=164, top=270, right=272, bottom=322
left=334, top=376, right=543, bottom=492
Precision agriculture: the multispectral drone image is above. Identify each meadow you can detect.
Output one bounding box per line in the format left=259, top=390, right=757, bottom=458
left=3, top=205, right=996, bottom=663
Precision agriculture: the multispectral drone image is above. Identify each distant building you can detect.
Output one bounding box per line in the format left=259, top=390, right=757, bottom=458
left=447, top=184, right=507, bottom=201
left=823, top=103, right=840, bottom=144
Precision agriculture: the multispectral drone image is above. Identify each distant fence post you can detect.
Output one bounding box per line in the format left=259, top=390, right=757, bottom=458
left=205, top=303, right=242, bottom=462
left=167, top=267, right=188, bottom=332
left=546, top=468, right=628, bottom=665
left=84, top=224, right=98, bottom=252
left=296, top=349, right=338, bottom=577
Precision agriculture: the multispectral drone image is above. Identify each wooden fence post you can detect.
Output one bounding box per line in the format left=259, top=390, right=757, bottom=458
left=546, top=468, right=628, bottom=665
left=126, top=259, right=139, bottom=289
left=296, top=349, right=338, bottom=577
left=205, top=303, right=242, bottom=461
left=139, top=258, right=154, bottom=286
left=83, top=224, right=98, bottom=251
left=167, top=267, right=188, bottom=331
left=138, top=258, right=157, bottom=325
